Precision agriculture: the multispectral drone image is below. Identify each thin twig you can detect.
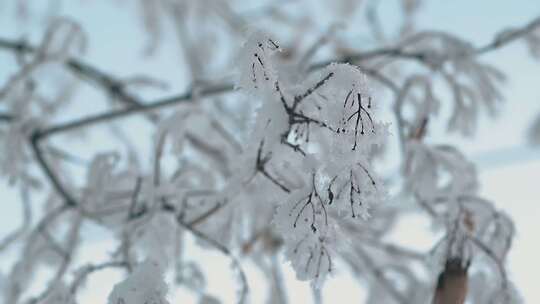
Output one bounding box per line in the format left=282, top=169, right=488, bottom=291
left=38, top=83, right=234, bottom=138
left=29, top=131, right=77, bottom=206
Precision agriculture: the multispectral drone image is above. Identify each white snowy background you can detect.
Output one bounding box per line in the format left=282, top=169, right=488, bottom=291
left=0, top=0, right=539, bottom=303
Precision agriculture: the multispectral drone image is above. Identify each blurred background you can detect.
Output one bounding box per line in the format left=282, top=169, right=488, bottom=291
left=0, top=0, right=539, bottom=303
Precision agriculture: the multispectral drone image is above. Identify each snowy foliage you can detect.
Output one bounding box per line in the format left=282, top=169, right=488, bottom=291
left=108, top=260, right=169, bottom=304
left=236, top=32, right=392, bottom=284
left=0, top=1, right=539, bottom=304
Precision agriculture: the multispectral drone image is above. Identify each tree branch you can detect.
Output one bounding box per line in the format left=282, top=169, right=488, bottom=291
left=311, top=15, right=540, bottom=70
left=3, top=14, right=537, bottom=141
left=29, top=131, right=77, bottom=206
left=0, top=38, right=156, bottom=114
left=38, top=83, right=234, bottom=138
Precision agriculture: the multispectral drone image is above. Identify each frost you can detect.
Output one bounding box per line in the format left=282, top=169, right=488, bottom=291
left=283, top=227, right=335, bottom=287
left=273, top=182, right=327, bottom=238
left=244, top=92, right=289, bottom=153
left=83, top=152, right=120, bottom=202
left=236, top=31, right=281, bottom=95
left=133, top=212, right=177, bottom=263
left=108, top=259, right=169, bottom=304
left=405, top=142, right=478, bottom=202
left=0, top=4, right=534, bottom=303
left=233, top=56, right=392, bottom=283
